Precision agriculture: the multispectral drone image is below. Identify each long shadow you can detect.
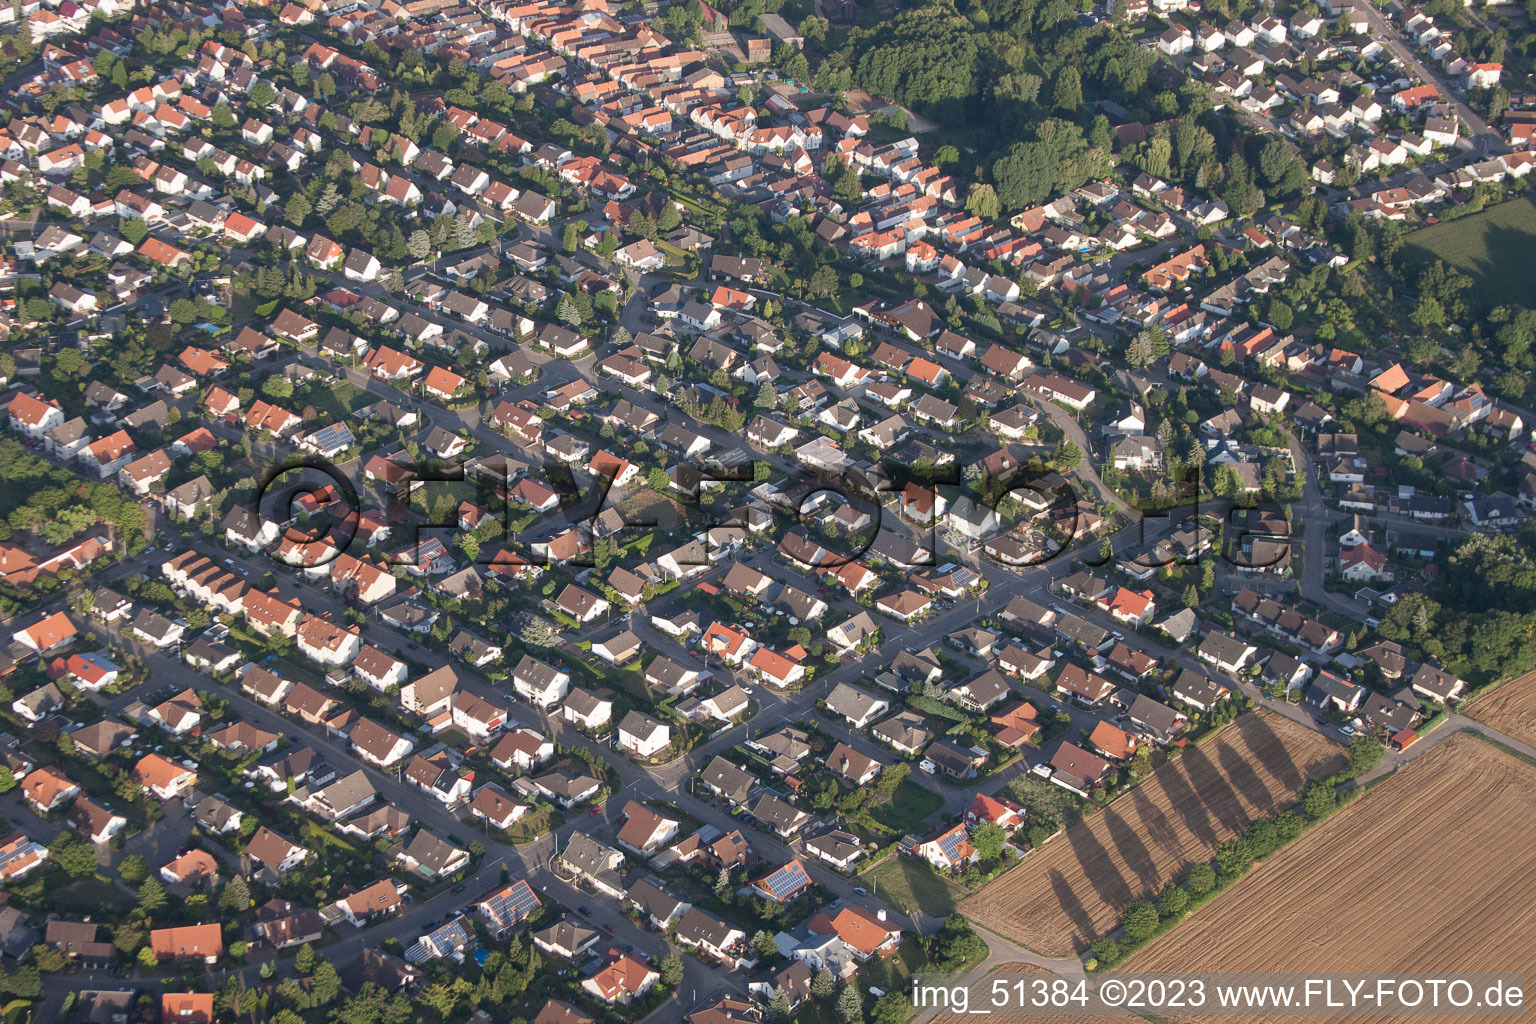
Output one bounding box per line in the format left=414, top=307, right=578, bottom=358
left=1215, top=734, right=1280, bottom=820
left=1064, top=811, right=1130, bottom=912
left=1151, top=748, right=1222, bottom=853
left=1101, top=805, right=1160, bottom=900
left=1234, top=711, right=1313, bottom=795
left=1173, top=740, right=1251, bottom=837
left=1125, top=775, right=1186, bottom=863
left=1049, top=867, right=1097, bottom=954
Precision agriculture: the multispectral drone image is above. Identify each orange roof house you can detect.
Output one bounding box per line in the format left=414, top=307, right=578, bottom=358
left=806, top=905, right=902, bottom=959
left=162, top=992, right=215, bottom=1024
left=1101, top=587, right=1156, bottom=625
left=177, top=346, right=228, bottom=376
left=14, top=610, right=77, bottom=652
left=21, top=765, right=79, bottom=812
left=134, top=753, right=197, bottom=800
left=582, top=950, right=660, bottom=1004
left=422, top=364, right=467, bottom=399
left=246, top=399, right=300, bottom=435
left=149, top=924, right=223, bottom=963
left=160, top=849, right=219, bottom=886
left=138, top=237, right=191, bottom=268
left=989, top=700, right=1042, bottom=747
left=1089, top=720, right=1138, bottom=760
left=700, top=621, right=752, bottom=662
left=747, top=646, right=804, bottom=687
left=1370, top=362, right=1412, bottom=395
left=204, top=386, right=239, bottom=415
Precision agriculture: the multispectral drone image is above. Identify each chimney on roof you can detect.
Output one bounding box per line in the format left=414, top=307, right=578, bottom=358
left=876, top=908, right=887, bottom=922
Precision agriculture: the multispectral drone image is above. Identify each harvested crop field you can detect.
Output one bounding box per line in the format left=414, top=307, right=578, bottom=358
left=1465, top=669, right=1536, bottom=749
left=1122, top=733, right=1536, bottom=1024
left=961, top=711, right=1344, bottom=955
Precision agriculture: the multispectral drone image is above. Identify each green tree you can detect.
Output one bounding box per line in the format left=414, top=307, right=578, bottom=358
left=284, top=192, right=311, bottom=227
left=1127, top=328, right=1158, bottom=368
left=658, top=954, right=684, bottom=987
left=871, top=992, right=912, bottom=1024
left=48, top=832, right=97, bottom=878
left=814, top=967, right=837, bottom=999
left=557, top=293, right=583, bottom=328
left=118, top=853, right=149, bottom=885
left=250, top=81, right=276, bottom=107
left=647, top=466, right=669, bottom=491
left=835, top=165, right=863, bottom=203
left=1346, top=734, right=1382, bottom=778
left=137, top=945, right=159, bottom=971
left=1186, top=862, right=1215, bottom=894
left=0, top=766, right=14, bottom=793
left=295, top=943, right=316, bottom=975
left=1121, top=900, right=1159, bottom=941
left=965, top=182, right=1000, bottom=221
left=1157, top=882, right=1189, bottom=918
left=211, top=102, right=235, bottom=128
left=836, top=982, right=865, bottom=1023
left=137, top=877, right=167, bottom=914
left=313, top=960, right=341, bottom=1003
left=1300, top=780, right=1337, bottom=820
left=407, top=230, right=432, bottom=260
left=220, top=874, right=251, bottom=911
left=752, top=929, right=778, bottom=958
left=971, top=822, right=1007, bottom=861
left=1052, top=65, right=1082, bottom=111
left=261, top=375, right=294, bottom=400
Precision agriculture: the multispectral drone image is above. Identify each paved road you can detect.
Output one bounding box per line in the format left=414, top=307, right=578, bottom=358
left=1354, top=2, right=1498, bottom=144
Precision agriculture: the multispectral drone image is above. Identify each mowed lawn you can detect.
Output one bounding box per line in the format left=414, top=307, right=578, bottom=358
left=869, top=777, right=943, bottom=834
left=1402, top=197, right=1536, bottom=307
left=859, top=853, right=968, bottom=918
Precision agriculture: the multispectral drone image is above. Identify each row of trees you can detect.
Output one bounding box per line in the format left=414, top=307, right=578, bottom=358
left=1093, top=734, right=1381, bottom=966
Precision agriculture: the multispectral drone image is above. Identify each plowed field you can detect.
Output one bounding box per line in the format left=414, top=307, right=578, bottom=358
left=961, top=711, right=1344, bottom=955
left=1122, top=733, right=1536, bottom=1024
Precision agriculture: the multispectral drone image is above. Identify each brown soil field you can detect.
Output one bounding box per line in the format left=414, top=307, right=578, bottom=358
left=1122, top=732, right=1536, bottom=1024
left=1464, top=669, right=1536, bottom=749
left=961, top=711, right=1345, bottom=956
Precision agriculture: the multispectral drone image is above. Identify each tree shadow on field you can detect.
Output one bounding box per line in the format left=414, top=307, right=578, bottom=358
left=1148, top=752, right=1220, bottom=854
left=1170, top=742, right=1249, bottom=837
left=1125, top=775, right=1184, bottom=862
left=1233, top=712, right=1314, bottom=795
left=1066, top=814, right=1131, bottom=912
left=1049, top=867, right=1097, bottom=954
left=1102, top=805, right=1160, bottom=900
left=1215, top=734, right=1279, bottom=820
